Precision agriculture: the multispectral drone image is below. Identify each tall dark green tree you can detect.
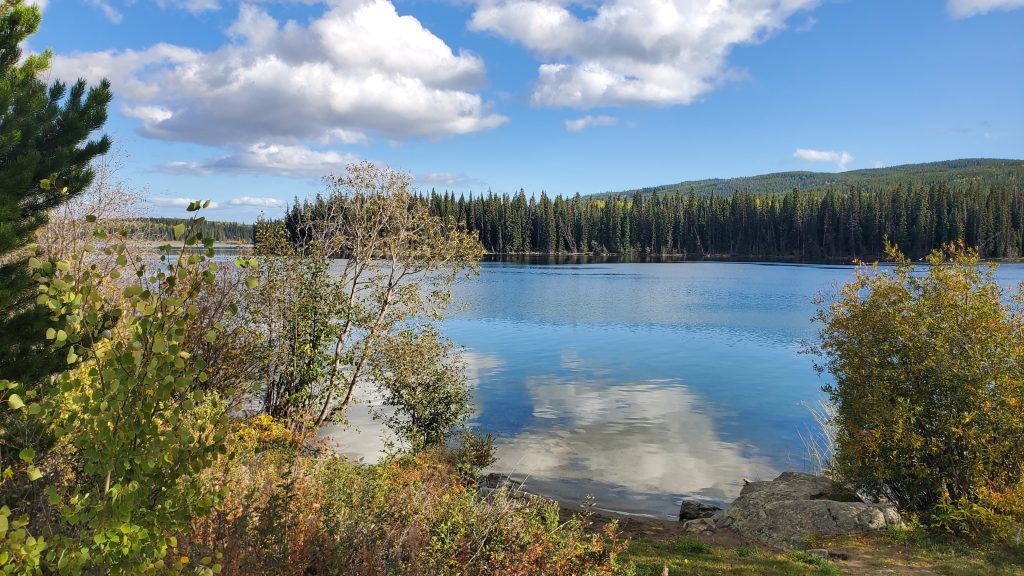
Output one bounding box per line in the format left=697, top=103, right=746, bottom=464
left=0, top=1, right=112, bottom=381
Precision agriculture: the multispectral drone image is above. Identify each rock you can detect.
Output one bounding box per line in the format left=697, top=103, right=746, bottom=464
left=719, top=472, right=902, bottom=546
left=806, top=549, right=829, bottom=559
left=682, top=517, right=717, bottom=533
left=679, top=499, right=722, bottom=521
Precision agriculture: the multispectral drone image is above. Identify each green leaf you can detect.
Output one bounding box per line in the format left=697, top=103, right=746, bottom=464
left=45, top=328, right=56, bottom=340
left=67, top=350, right=79, bottom=365
left=26, top=466, right=42, bottom=482
left=39, top=178, right=51, bottom=190
left=7, top=394, right=24, bottom=410
left=85, top=214, right=97, bottom=223
left=173, top=224, right=187, bottom=239
left=18, top=448, right=35, bottom=463
left=245, top=276, right=259, bottom=289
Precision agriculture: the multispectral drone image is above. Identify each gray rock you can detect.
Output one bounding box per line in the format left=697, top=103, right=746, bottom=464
left=682, top=517, right=717, bottom=533
left=720, top=472, right=902, bottom=546
left=678, top=499, right=722, bottom=521
left=806, top=549, right=829, bottom=559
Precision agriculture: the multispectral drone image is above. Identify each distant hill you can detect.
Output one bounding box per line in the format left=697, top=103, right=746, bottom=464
left=592, top=158, right=1024, bottom=198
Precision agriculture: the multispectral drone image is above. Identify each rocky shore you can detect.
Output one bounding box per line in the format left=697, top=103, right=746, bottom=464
left=484, top=471, right=903, bottom=549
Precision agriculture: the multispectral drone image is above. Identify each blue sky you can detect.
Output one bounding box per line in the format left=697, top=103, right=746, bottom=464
left=30, top=0, right=1024, bottom=222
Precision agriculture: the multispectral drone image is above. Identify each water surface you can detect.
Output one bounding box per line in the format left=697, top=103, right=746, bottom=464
left=323, top=261, right=1024, bottom=519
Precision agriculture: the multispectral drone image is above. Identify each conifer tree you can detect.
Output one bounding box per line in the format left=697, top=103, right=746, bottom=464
left=0, top=1, right=112, bottom=381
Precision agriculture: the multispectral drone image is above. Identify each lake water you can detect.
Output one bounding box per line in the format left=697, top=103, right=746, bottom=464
left=322, top=260, right=1024, bottom=519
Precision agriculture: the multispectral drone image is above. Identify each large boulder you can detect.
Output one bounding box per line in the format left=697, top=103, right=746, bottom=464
left=715, top=472, right=902, bottom=546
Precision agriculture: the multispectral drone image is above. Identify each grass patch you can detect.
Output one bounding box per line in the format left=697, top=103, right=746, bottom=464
left=733, top=545, right=761, bottom=558
left=624, top=530, right=1024, bottom=575
left=809, top=530, right=1024, bottom=576
left=624, top=537, right=840, bottom=575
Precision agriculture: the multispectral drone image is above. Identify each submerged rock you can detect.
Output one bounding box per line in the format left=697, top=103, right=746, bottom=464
left=716, top=472, right=902, bottom=546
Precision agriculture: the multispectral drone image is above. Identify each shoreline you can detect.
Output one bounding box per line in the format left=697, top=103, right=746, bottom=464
left=482, top=252, right=1024, bottom=265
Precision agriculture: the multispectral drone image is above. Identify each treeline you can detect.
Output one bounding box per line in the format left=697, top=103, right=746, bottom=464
left=123, top=217, right=253, bottom=242
left=406, top=182, right=1024, bottom=261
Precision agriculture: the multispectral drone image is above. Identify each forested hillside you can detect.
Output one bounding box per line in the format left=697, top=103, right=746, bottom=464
left=278, top=160, right=1024, bottom=261
left=593, top=158, right=1024, bottom=198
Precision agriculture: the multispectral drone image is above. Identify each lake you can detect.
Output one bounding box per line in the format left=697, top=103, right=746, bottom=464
left=321, top=260, right=1024, bottom=519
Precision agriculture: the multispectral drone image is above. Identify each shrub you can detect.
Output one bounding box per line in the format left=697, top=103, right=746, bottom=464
left=2, top=208, right=241, bottom=574
left=813, top=242, right=1024, bottom=526
left=184, top=432, right=633, bottom=576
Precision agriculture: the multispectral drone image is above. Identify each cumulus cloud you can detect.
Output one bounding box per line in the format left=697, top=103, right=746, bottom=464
left=159, top=143, right=360, bottom=177
left=565, top=115, right=617, bottom=132
left=228, top=196, right=285, bottom=207
left=948, top=0, right=1024, bottom=17
left=150, top=197, right=220, bottom=209
left=470, top=0, right=819, bottom=108
left=52, top=1, right=506, bottom=147
left=793, top=148, right=854, bottom=171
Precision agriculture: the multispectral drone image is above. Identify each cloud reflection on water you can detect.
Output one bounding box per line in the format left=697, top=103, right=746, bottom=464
left=492, top=362, right=776, bottom=517
left=321, top=347, right=775, bottom=519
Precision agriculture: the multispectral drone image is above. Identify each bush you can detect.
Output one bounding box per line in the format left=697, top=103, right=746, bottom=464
left=930, top=483, right=1024, bottom=545
left=184, top=427, right=633, bottom=576
left=813, top=242, right=1024, bottom=527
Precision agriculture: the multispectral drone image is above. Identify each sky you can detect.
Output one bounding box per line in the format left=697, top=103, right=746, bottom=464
left=28, top=0, right=1024, bottom=222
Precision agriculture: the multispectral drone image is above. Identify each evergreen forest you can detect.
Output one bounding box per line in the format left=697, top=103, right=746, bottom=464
left=286, top=164, right=1024, bottom=260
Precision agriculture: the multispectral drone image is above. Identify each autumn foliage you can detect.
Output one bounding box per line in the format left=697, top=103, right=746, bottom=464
left=814, top=242, right=1024, bottom=535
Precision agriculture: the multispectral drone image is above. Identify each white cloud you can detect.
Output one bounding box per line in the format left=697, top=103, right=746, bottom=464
left=228, top=196, right=285, bottom=207
left=470, top=0, right=819, bottom=108
left=150, top=197, right=220, bottom=209
left=948, top=0, right=1024, bottom=17
left=156, top=0, right=325, bottom=12
left=156, top=0, right=222, bottom=13
left=793, top=148, right=854, bottom=171
left=52, top=1, right=506, bottom=147
left=160, top=143, right=360, bottom=177
left=565, top=114, right=617, bottom=132
left=415, top=172, right=484, bottom=189
left=86, top=0, right=123, bottom=23
left=26, top=0, right=48, bottom=9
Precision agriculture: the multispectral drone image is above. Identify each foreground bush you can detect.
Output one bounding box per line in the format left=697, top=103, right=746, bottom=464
left=184, top=416, right=633, bottom=576
left=813, top=242, right=1024, bottom=539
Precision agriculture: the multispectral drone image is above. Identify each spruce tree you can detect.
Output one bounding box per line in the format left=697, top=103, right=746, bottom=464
left=0, top=1, right=112, bottom=381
